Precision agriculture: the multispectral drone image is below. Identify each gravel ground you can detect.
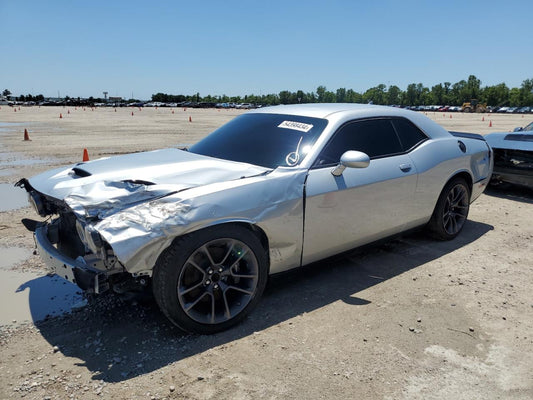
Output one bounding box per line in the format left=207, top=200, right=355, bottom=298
left=0, top=106, right=532, bottom=399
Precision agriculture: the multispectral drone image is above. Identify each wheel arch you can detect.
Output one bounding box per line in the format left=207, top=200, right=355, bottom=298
left=229, top=222, right=270, bottom=263
left=427, top=170, right=472, bottom=240
left=446, top=170, right=473, bottom=198
left=170, top=220, right=271, bottom=271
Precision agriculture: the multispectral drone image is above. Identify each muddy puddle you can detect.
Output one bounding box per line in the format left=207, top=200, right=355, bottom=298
left=0, top=122, right=26, bottom=129
left=0, top=151, right=55, bottom=177
left=0, top=247, right=31, bottom=269
left=0, top=154, right=54, bottom=168
left=0, top=247, right=86, bottom=325
left=0, top=183, right=29, bottom=211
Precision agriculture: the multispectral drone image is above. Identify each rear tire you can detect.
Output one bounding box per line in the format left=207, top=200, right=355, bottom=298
left=428, top=177, right=471, bottom=240
left=152, top=225, right=268, bottom=334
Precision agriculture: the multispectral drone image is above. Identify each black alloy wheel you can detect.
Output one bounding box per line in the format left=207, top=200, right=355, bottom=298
left=428, top=177, right=471, bottom=240
left=152, top=225, right=268, bottom=334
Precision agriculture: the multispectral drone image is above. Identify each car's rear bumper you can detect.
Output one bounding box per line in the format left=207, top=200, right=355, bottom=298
left=35, top=225, right=109, bottom=293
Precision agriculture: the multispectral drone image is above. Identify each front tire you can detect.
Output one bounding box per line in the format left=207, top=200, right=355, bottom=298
left=428, top=177, right=471, bottom=240
left=152, top=225, right=268, bottom=334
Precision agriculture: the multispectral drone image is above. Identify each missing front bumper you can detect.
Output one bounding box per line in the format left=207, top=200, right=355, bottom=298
left=34, top=225, right=110, bottom=293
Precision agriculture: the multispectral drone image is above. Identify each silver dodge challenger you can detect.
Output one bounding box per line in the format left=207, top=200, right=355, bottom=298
left=17, top=104, right=493, bottom=334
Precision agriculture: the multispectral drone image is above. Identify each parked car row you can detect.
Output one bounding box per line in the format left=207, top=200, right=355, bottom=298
left=139, top=102, right=263, bottom=109
left=490, top=106, right=532, bottom=113
left=2, top=100, right=265, bottom=109
left=408, top=105, right=533, bottom=113
left=6, top=100, right=532, bottom=113
left=215, top=102, right=259, bottom=109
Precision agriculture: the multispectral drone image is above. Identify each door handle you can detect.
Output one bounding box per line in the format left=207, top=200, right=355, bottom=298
left=399, top=163, right=412, bottom=172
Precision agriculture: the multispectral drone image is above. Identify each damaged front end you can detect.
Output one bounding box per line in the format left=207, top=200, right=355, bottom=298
left=16, top=178, right=146, bottom=295
left=15, top=148, right=283, bottom=298
left=487, top=133, right=533, bottom=188
left=492, top=148, right=533, bottom=188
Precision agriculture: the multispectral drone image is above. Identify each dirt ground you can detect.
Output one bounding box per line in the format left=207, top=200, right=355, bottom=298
left=0, top=106, right=532, bottom=399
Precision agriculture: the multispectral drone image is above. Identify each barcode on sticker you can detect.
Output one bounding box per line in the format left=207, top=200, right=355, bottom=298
left=278, top=121, right=313, bottom=133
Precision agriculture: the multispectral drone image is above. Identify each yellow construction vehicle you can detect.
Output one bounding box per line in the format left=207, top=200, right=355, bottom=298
left=462, top=99, right=487, bottom=113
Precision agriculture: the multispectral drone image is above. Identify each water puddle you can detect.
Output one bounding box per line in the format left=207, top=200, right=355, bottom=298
left=0, top=183, right=29, bottom=211
left=0, top=247, right=31, bottom=269
left=0, top=247, right=87, bottom=325
left=0, top=122, right=27, bottom=128
left=0, top=153, right=54, bottom=168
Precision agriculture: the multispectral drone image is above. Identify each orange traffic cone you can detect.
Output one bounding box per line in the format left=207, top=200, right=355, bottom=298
left=67, top=109, right=70, bottom=114
left=131, top=111, right=134, bottom=116
left=189, top=116, right=192, bottom=122
left=82, top=148, right=90, bottom=162
left=59, top=113, right=63, bottom=119
left=450, top=114, right=452, bottom=119
left=23, top=129, right=31, bottom=141
left=489, top=120, right=492, bottom=127
left=171, top=110, right=174, bottom=114
left=14, top=108, right=16, bottom=112
left=482, top=116, right=485, bottom=121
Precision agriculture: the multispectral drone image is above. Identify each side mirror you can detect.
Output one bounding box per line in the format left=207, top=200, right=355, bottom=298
left=331, top=150, right=370, bottom=176
left=513, top=127, right=523, bottom=132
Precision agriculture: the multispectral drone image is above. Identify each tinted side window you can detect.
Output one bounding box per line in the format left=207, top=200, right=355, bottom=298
left=315, top=119, right=403, bottom=165
left=391, top=118, right=427, bottom=151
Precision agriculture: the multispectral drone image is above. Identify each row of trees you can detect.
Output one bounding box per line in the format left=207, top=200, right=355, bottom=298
left=153, top=75, right=533, bottom=107
left=4, top=75, right=533, bottom=107
left=13, top=94, right=45, bottom=102
left=3, top=89, right=45, bottom=102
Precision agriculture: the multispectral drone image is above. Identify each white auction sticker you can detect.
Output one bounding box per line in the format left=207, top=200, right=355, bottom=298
left=278, top=121, right=313, bottom=133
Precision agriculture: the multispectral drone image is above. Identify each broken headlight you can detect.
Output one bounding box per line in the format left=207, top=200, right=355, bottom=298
left=76, top=220, right=103, bottom=255
left=29, top=191, right=47, bottom=217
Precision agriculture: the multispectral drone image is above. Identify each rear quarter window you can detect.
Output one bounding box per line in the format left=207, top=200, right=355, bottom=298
left=391, top=118, right=428, bottom=151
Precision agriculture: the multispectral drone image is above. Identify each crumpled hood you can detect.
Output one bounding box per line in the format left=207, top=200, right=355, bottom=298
left=28, top=148, right=270, bottom=217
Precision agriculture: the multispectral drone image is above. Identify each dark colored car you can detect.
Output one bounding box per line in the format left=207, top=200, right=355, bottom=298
left=485, top=122, right=533, bottom=188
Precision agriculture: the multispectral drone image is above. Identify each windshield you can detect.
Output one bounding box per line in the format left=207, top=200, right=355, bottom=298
left=524, top=121, right=533, bottom=131
left=189, top=113, right=328, bottom=168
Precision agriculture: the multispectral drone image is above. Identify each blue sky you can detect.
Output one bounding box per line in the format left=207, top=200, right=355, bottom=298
left=2, top=0, right=532, bottom=100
